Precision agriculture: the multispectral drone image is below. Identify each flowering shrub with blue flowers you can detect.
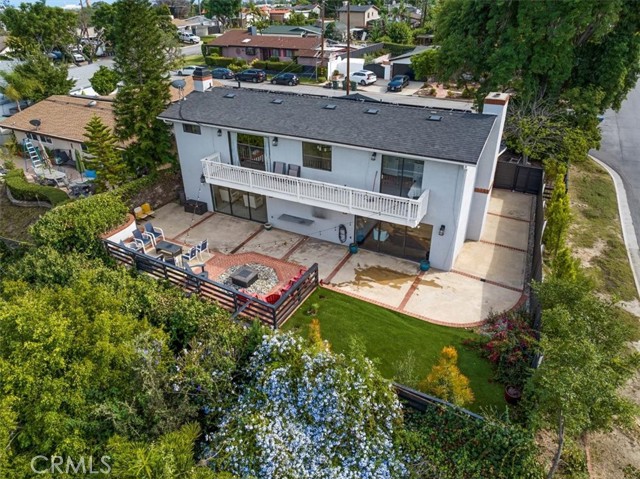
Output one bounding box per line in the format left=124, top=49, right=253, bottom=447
left=210, top=332, right=408, bottom=479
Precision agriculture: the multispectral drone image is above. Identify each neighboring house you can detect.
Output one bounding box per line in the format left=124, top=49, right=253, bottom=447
left=4, top=95, right=120, bottom=165
left=388, top=45, right=433, bottom=80
left=292, top=4, right=321, bottom=18
left=172, top=15, right=222, bottom=36
left=337, top=5, right=380, bottom=29
left=269, top=8, right=292, bottom=23
left=261, top=25, right=323, bottom=37
left=208, top=29, right=338, bottom=67
left=159, top=85, right=509, bottom=271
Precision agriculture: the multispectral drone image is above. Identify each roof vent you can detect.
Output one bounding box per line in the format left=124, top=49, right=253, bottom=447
left=224, top=93, right=236, bottom=99
left=364, top=108, right=379, bottom=115
left=426, top=115, right=442, bottom=121
left=271, top=98, right=283, bottom=104
left=323, top=104, right=337, bottom=110
left=87, top=100, right=97, bottom=107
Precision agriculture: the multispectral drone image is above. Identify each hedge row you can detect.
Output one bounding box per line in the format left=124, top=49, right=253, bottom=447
left=204, top=55, right=305, bottom=73
left=204, top=56, right=237, bottom=67
left=4, top=169, right=69, bottom=206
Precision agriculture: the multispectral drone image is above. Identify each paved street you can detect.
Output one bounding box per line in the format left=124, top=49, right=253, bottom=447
left=592, top=81, right=640, bottom=239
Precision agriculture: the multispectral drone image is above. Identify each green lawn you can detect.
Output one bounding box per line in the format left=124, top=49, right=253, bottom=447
left=0, top=184, right=46, bottom=242
left=283, top=288, right=505, bottom=413
left=182, top=54, right=205, bottom=66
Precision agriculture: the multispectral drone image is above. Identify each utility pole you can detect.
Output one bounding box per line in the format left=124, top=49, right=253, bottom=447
left=346, top=0, right=350, bottom=95
left=320, top=0, right=325, bottom=79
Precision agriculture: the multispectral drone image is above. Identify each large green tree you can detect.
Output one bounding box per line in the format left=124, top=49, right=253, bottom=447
left=203, top=0, right=240, bottom=27
left=12, top=52, right=76, bottom=102
left=90, top=66, right=120, bottom=96
left=84, top=116, right=128, bottom=191
left=0, top=70, right=41, bottom=112
left=92, top=1, right=118, bottom=49
left=0, top=1, right=77, bottom=58
left=434, top=0, right=640, bottom=111
left=112, top=0, right=175, bottom=170
left=526, top=279, right=640, bottom=478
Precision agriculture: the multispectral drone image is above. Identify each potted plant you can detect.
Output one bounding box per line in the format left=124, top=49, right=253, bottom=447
left=263, top=222, right=273, bottom=231
left=349, top=242, right=358, bottom=254
left=504, top=385, right=522, bottom=405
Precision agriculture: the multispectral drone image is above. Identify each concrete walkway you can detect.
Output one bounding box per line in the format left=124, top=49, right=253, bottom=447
left=150, top=189, right=533, bottom=328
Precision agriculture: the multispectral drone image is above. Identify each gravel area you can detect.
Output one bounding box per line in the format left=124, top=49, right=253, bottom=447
left=217, top=263, right=278, bottom=295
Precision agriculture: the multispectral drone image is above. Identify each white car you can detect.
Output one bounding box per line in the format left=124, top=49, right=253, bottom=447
left=350, top=70, right=377, bottom=86
left=177, top=65, right=198, bottom=76
left=72, top=52, right=85, bottom=63
left=178, top=32, right=201, bottom=44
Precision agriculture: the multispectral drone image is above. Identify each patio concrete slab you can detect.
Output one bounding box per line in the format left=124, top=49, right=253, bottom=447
left=480, top=214, right=529, bottom=250
left=403, top=269, right=523, bottom=326
left=150, top=202, right=212, bottom=240
left=454, top=241, right=526, bottom=290
left=238, top=228, right=304, bottom=259
left=488, top=189, right=534, bottom=221
left=287, top=238, right=348, bottom=281
left=180, top=213, right=262, bottom=254
left=330, top=250, right=418, bottom=308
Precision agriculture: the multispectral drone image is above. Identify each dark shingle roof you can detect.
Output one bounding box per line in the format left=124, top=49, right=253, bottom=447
left=159, top=88, right=496, bottom=165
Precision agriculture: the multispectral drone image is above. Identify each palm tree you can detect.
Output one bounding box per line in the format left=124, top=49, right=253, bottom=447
left=0, top=71, right=41, bottom=112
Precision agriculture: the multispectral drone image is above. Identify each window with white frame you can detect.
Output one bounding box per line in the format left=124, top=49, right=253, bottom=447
left=302, top=142, right=332, bottom=171
left=26, top=132, right=53, bottom=144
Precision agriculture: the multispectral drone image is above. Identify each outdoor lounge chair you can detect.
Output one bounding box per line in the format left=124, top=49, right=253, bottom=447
left=196, top=239, right=209, bottom=260
left=119, top=239, right=142, bottom=252
left=273, top=161, right=287, bottom=174
left=181, top=245, right=198, bottom=264
left=287, top=164, right=301, bottom=177
left=143, top=222, right=165, bottom=244
left=184, top=262, right=209, bottom=280
left=132, top=229, right=154, bottom=251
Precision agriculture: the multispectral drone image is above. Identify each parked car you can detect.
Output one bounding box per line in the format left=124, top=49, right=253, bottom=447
left=271, top=73, right=300, bottom=86
left=177, top=65, right=198, bottom=76
left=72, top=52, right=85, bottom=63
left=387, top=74, right=410, bottom=92
left=350, top=70, right=377, bottom=86
left=178, top=31, right=200, bottom=44
left=236, top=69, right=266, bottom=83
left=212, top=67, right=235, bottom=79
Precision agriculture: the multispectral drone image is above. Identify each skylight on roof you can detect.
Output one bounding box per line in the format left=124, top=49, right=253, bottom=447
left=426, top=115, right=442, bottom=121
left=365, top=108, right=379, bottom=115
left=241, top=38, right=252, bottom=43
left=224, top=93, right=236, bottom=99
left=323, top=104, right=337, bottom=110
left=271, top=99, right=283, bottom=104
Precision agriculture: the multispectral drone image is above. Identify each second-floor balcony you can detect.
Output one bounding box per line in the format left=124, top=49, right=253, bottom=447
left=201, top=154, right=430, bottom=227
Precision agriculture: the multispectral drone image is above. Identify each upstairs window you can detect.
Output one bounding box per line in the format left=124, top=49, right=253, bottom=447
left=183, top=123, right=201, bottom=135
left=302, top=142, right=332, bottom=171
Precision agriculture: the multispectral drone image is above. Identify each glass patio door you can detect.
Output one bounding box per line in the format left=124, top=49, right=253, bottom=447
left=212, top=186, right=267, bottom=223
left=380, top=155, right=424, bottom=198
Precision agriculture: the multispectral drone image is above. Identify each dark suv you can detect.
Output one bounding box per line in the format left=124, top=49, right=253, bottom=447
left=271, top=73, right=300, bottom=86
left=236, top=69, right=266, bottom=83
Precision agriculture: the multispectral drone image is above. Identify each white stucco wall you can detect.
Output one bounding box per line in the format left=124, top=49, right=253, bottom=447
left=267, top=197, right=355, bottom=245
left=13, top=130, right=85, bottom=167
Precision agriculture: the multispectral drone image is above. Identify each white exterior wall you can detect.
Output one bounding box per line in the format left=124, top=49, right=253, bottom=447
left=267, top=197, right=355, bottom=245
left=13, top=130, right=85, bottom=166
left=467, top=93, right=509, bottom=240
left=418, top=161, right=475, bottom=270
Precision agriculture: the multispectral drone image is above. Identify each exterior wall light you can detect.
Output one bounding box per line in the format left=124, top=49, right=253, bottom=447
left=217, top=129, right=222, bottom=137
left=439, top=225, right=445, bottom=236
left=371, top=152, right=377, bottom=161
left=272, top=137, right=278, bottom=146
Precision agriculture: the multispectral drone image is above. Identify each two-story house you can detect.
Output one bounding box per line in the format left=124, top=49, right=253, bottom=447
left=159, top=81, right=508, bottom=271
left=337, top=4, right=380, bottom=29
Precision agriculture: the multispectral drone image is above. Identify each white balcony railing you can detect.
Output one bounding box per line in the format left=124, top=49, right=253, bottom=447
left=201, top=154, right=429, bottom=227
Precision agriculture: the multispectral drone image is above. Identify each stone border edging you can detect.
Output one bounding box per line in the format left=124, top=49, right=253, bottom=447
left=588, top=154, right=640, bottom=298
left=4, top=184, right=53, bottom=209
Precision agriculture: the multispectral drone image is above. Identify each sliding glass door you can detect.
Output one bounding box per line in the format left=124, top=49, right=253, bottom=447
left=356, top=216, right=433, bottom=262
left=380, top=155, right=424, bottom=198
left=212, top=186, right=267, bottom=223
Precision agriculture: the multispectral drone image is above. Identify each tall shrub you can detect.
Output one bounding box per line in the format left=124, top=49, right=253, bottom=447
left=419, top=346, right=474, bottom=407
left=30, top=192, right=128, bottom=257
left=543, top=169, right=571, bottom=258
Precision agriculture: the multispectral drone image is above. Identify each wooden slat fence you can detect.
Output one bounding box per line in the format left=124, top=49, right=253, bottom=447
left=104, top=239, right=318, bottom=328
